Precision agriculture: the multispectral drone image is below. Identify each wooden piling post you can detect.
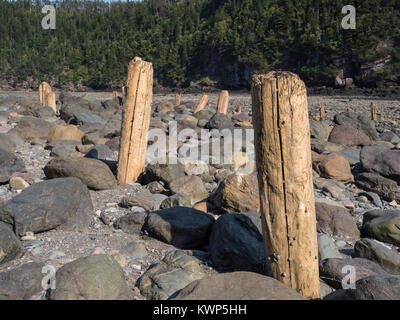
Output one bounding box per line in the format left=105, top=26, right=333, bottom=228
left=320, top=103, right=325, bottom=121
left=251, top=71, right=320, bottom=299
left=117, top=57, right=153, bottom=185
left=38, top=82, right=52, bottom=106
left=217, top=90, right=229, bottom=114
left=45, top=91, right=57, bottom=114
left=112, top=91, right=118, bottom=99
left=194, top=94, right=209, bottom=113
left=175, top=94, right=181, bottom=106
left=371, top=102, right=377, bottom=121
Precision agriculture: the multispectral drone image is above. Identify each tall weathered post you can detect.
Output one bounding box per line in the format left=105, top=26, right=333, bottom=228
left=175, top=94, right=181, bottom=106
left=371, top=102, right=377, bottom=121
left=45, top=91, right=57, bottom=114
left=194, top=94, right=209, bottom=113
left=320, top=103, right=326, bottom=121
left=217, top=90, right=229, bottom=114
left=38, top=82, right=52, bottom=106
left=251, top=71, right=320, bottom=299
left=117, top=57, right=153, bottom=184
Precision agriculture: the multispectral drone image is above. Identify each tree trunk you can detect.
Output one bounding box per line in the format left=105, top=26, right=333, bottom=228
left=217, top=90, right=229, bottom=114
left=251, top=71, right=320, bottom=299
left=117, top=57, right=153, bottom=185
left=194, top=94, right=209, bottom=113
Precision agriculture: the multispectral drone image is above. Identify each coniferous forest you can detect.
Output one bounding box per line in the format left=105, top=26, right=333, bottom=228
left=1, top=0, right=399, bottom=89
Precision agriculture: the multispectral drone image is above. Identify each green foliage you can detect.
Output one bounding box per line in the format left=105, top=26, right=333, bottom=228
left=0, top=0, right=399, bottom=88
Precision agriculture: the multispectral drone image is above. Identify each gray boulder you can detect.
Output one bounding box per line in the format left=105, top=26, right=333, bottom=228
left=169, top=175, right=208, bottom=205
left=361, top=146, right=400, bottom=182
left=334, top=112, right=379, bottom=140
left=354, top=238, right=400, bottom=274
left=209, top=212, right=264, bottom=273
left=160, top=194, right=191, bottom=209
left=145, top=207, right=215, bottom=249
left=319, top=257, right=387, bottom=289
left=362, top=209, right=400, bottom=246
left=310, top=120, right=329, bottom=141
left=336, top=147, right=361, bottom=166
left=315, top=200, right=360, bottom=239
left=44, top=157, right=116, bottom=190
left=114, top=212, right=147, bottom=235
left=50, top=254, right=131, bottom=300
left=380, top=130, right=400, bottom=145
left=355, top=172, right=400, bottom=202
left=0, top=262, right=45, bottom=299
left=173, top=272, right=305, bottom=300
left=120, top=189, right=167, bottom=211
left=8, top=116, right=55, bottom=142
left=325, top=275, right=400, bottom=300
left=204, top=113, right=234, bottom=130
left=0, top=222, right=22, bottom=265
left=143, top=162, right=186, bottom=188
left=0, top=149, right=26, bottom=184
left=0, top=178, right=93, bottom=236
left=139, top=250, right=205, bottom=300
left=84, top=144, right=115, bottom=161
left=318, top=233, right=344, bottom=261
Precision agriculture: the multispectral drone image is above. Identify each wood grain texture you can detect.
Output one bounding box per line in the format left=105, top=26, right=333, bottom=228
left=38, top=82, right=52, bottom=106
left=217, top=90, right=229, bottom=114
left=320, top=103, right=326, bottom=121
left=117, top=57, right=153, bottom=184
left=371, top=102, right=377, bottom=121
left=251, top=71, right=320, bottom=299
left=45, top=91, right=56, bottom=113
left=194, top=94, right=209, bottom=113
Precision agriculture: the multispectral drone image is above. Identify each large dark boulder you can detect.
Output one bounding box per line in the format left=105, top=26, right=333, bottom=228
left=315, top=200, right=360, bottom=239
left=319, top=258, right=387, bottom=289
left=325, top=275, right=400, bottom=300
left=0, top=178, right=93, bottom=236
left=50, top=254, right=131, bottom=300
left=145, top=207, right=215, bottom=249
left=8, top=116, right=55, bottom=142
left=209, top=212, right=264, bottom=273
left=328, top=125, right=371, bottom=146
left=355, top=172, right=400, bottom=202
left=334, top=112, right=379, bottom=140
left=361, top=146, right=400, bottom=183
left=173, top=272, right=305, bottom=300
left=0, top=222, right=22, bottom=266
left=139, top=250, right=205, bottom=300
left=44, top=157, right=116, bottom=190
left=362, top=209, right=400, bottom=246
left=0, top=149, right=26, bottom=184
left=0, top=262, right=45, bottom=300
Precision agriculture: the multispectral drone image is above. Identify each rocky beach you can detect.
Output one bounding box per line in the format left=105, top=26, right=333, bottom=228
left=0, top=89, right=400, bottom=300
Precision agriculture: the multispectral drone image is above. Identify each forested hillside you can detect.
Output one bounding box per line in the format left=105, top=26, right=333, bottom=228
left=1, top=0, right=399, bottom=89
